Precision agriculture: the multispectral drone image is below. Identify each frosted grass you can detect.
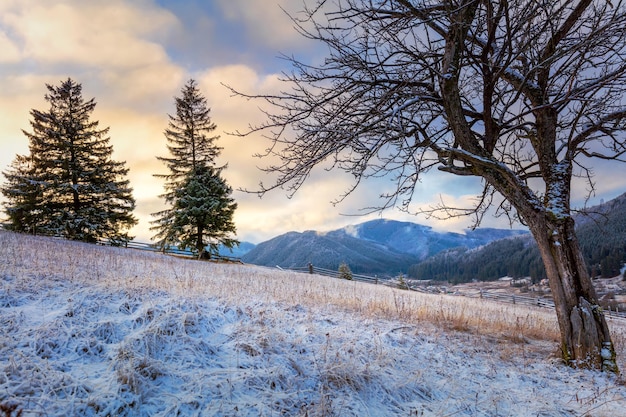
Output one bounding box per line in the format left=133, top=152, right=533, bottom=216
left=1, top=231, right=625, bottom=416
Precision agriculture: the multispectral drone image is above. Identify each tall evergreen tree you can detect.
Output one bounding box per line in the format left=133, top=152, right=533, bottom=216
left=1, top=78, right=137, bottom=243
left=0, top=155, right=42, bottom=234
left=152, top=79, right=238, bottom=257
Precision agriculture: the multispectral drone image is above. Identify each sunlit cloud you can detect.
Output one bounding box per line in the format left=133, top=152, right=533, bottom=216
left=0, top=32, right=21, bottom=63
left=0, top=0, right=623, bottom=246
left=214, top=0, right=310, bottom=49
left=1, top=0, right=177, bottom=68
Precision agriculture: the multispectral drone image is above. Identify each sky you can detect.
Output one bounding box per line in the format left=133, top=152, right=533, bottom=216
left=1, top=0, right=625, bottom=244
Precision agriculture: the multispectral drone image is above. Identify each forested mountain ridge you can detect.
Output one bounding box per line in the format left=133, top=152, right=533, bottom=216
left=408, top=192, right=626, bottom=283
left=241, top=219, right=527, bottom=275
left=577, top=193, right=626, bottom=277
left=407, top=234, right=543, bottom=283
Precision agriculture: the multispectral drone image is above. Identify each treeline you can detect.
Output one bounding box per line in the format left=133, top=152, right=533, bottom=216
left=408, top=193, right=626, bottom=283
left=408, top=236, right=545, bottom=284
left=1, top=79, right=238, bottom=257
left=577, top=195, right=626, bottom=278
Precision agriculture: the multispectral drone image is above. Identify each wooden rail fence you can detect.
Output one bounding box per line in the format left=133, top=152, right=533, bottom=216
left=99, top=239, right=243, bottom=263
left=93, top=239, right=626, bottom=322
left=283, top=264, right=626, bottom=322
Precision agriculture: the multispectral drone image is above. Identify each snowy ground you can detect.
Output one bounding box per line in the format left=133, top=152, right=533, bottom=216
left=1, top=231, right=625, bottom=416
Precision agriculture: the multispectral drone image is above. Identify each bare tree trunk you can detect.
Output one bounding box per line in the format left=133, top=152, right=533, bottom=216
left=528, top=215, right=617, bottom=372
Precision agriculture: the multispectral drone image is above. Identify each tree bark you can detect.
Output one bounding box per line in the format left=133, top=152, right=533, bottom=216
left=528, top=215, right=618, bottom=372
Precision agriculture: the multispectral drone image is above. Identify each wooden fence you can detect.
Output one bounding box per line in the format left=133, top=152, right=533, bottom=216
left=283, top=264, right=626, bottom=322
left=465, top=289, right=626, bottom=321
left=95, top=240, right=626, bottom=322
left=286, top=265, right=384, bottom=284
left=99, top=239, right=243, bottom=263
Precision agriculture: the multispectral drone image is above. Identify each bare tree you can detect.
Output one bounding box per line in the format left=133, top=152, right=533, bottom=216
left=232, top=0, right=626, bottom=371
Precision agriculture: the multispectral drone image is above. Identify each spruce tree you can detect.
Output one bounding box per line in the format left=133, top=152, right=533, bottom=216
left=152, top=79, right=239, bottom=257
left=170, top=166, right=238, bottom=257
left=338, top=262, right=353, bottom=280
left=0, top=155, right=42, bottom=233
left=1, top=78, right=137, bottom=243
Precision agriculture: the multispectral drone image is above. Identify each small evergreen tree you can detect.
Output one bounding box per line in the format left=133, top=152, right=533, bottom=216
left=1, top=155, right=42, bottom=233
left=1, top=78, right=136, bottom=242
left=338, top=262, right=353, bottom=280
left=396, top=273, right=409, bottom=290
left=152, top=79, right=238, bottom=256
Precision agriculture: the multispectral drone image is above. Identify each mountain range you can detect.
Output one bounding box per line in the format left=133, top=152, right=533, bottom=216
left=240, top=219, right=527, bottom=275
left=231, top=192, right=626, bottom=279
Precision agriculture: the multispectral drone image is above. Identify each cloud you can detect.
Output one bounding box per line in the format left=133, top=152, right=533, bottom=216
left=0, top=31, right=21, bottom=63
left=2, top=0, right=185, bottom=112
left=0, top=0, right=186, bottom=131
left=214, top=0, right=308, bottom=50
left=1, top=0, right=178, bottom=69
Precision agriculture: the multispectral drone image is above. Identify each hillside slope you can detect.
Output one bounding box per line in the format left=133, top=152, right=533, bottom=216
left=1, top=231, right=625, bottom=416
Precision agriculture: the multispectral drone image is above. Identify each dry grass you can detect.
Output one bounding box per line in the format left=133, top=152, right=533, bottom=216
left=2, top=230, right=626, bottom=416
left=0, top=231, right=562, bottom=344
left=3, top=231, right=621, bottom=343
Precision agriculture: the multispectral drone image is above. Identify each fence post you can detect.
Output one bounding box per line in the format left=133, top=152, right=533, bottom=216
left=308, top=263, right=313, bottom=274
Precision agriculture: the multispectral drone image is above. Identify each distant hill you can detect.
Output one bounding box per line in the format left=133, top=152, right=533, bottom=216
left=241, top=219, right=527, bottom=276
left=345, top=220, right=527, bottom=258
left=408, top=192, right=626, bottom=283
left=241, top=229, right=420, bottom=275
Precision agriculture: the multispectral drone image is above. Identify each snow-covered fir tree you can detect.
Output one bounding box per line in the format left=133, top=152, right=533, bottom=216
left=151, top=79, right=239, bottom=257
left=1, top=78, right=137, bottom=243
